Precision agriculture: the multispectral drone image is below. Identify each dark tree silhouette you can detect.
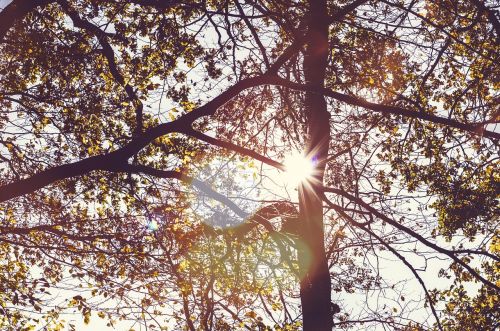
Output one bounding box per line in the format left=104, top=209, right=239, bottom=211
left=0, top=0, right=498, bottom=330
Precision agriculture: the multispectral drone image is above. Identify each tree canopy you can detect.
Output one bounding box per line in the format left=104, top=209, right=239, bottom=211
left=0, top=0, right=498, bottom=330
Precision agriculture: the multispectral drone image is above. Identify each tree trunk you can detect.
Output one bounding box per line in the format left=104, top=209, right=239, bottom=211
left=298, top=0, right=333, bottom=330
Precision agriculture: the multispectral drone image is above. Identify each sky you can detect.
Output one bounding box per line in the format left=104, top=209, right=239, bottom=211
left=0, top=0, right=11, bottom=10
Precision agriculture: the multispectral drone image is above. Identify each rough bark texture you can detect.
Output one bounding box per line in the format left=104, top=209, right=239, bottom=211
left=298, top=0, right=333, bottom=330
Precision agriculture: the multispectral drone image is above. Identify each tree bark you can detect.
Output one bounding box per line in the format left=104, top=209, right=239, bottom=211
left=298, top=0, right=333, bottom=330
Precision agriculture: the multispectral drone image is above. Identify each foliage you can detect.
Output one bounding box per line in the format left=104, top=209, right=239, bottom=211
left=0, top=0, right=498, bottom=330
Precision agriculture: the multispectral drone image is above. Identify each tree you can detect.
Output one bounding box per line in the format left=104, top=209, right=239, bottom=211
left=0, top=0, right=498, bottom=330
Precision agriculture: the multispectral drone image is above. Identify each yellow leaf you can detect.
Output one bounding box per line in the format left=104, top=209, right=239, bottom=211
left=244, top=311, right=257, bottom=319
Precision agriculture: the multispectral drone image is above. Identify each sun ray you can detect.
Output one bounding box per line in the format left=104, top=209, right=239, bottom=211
left=282, top=151, right=316, bottom=187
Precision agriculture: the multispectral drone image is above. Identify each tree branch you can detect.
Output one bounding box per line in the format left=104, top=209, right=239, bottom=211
left=59, top=0, right=145, bottom=135
left=470, top=0, right=500, bottom=42
left=356, top=225, right=444, bottom=331
left=185, top=129, right=284, bottom=170
left=118, top=163, right=297, bottom=273
left=270, top=77, right=500, bottom=140
left=0, top=74, right=282, bottom=202
left=323, top=187, right=500, bottom=292
left=324, top=196, right=443, bottom=331
left=0, top=0, right=54, bottom=41
left=118, top=163, right=250, bottom=219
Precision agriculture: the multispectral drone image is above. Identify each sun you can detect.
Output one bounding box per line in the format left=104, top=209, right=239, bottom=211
left=282, top=152, right=315, bottom=187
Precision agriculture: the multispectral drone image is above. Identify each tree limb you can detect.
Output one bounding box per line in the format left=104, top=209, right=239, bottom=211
left=59, top=0, right=145, bottom=134
left=270, top=77, right=500, bottom=140
left=0, top=0, right=54, bottom=41
left=0, top=74, right=282, bottom=202
left=323, top=187, right=500, bottom=292
left=185, top=129, right=284, bottom=170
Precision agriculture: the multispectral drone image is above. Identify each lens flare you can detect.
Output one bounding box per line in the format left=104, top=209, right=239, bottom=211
left=282, top=152, right=315, bottom=187
left=146, top=219, right=159, bottom=231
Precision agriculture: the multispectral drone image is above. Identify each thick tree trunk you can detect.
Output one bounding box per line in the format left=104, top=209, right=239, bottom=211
left=298, top=0, right=333, bottom=330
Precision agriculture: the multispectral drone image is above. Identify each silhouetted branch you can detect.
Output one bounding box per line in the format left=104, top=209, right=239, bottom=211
left=323, top=187, right=500, bottom=292
left=270, top=77, right=500, bottom=140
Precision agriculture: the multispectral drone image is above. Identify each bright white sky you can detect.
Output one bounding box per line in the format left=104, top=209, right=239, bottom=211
left=0, top=0, right=11, bottom=10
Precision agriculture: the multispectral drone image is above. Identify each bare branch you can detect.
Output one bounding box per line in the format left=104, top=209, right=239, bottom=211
left=323, top=187, right=500, bottom=292
left=186, top=129, right=284, bottom=170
